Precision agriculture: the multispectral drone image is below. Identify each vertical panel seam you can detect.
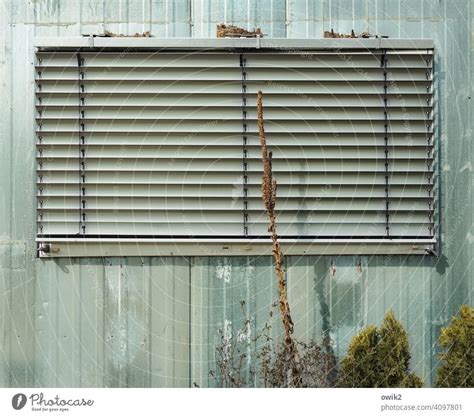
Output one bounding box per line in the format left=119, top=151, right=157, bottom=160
left=188, top=256, right=192, bottom=387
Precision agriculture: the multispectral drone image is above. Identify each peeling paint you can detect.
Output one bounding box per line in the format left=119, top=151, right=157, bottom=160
left=216, top=259, right=232, bottom=283
left=236, top=319, right=252, bottom=343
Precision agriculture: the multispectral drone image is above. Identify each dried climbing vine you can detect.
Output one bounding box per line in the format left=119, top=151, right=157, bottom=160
left=257, top=90, right=301, bottom=386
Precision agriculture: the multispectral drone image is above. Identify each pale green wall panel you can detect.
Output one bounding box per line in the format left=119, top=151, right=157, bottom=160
left=0, top=0, right=472, bottom=388
left=149, top=257, right=190, bottom=388
left=190, top=256, right=281, bottom=387
left=193, top=0, right=286, bottom=37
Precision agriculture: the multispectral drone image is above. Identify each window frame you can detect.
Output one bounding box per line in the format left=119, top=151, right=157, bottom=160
left=34, top=37, right=436, bottom=257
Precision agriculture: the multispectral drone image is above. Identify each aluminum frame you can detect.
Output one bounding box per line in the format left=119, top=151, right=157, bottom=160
left=37, top=238, right=436, bottom=257
left=34, top=37, right=435, bottom=51
left=34, top=38, right=436, bottom=257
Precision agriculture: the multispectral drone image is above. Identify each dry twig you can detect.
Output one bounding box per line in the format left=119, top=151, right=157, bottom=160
left=104, top=30, right=151, bottom=37
left=217, top=24, right=263, bottom=38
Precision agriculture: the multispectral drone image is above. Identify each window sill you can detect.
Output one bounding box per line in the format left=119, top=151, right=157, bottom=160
left=37, top=238, right=436, bottom=258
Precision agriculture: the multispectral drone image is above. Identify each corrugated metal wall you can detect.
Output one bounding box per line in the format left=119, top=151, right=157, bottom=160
left=0, top=0, right=472, bottom=387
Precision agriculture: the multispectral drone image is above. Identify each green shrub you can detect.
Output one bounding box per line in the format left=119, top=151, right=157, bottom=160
left=436, top=305, right=474, bottom=388
left=338, top=310, right=422, bottom=387
left=337, top=325, right=379, bottom=387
